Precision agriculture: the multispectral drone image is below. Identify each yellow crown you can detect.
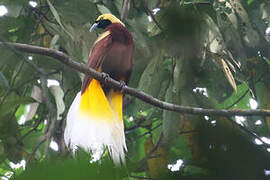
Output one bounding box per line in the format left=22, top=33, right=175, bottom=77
left=96, top=14, right=125, bottom=27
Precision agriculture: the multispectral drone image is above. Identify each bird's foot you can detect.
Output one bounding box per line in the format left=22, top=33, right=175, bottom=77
left=101, top=72, right=110, bottom=84
left=119, top=80, right=126, bottom=93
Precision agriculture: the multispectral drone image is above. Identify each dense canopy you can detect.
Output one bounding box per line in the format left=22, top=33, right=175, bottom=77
left=0, top=0, right=270, bottom=179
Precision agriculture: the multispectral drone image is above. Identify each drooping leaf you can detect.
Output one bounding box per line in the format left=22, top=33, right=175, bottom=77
left=217, top=83, right=251, bottom=109
left=46, top=0, right=74, bottom=40
left=0, top=72, right=9, bottom=89
left=220, top=58, right=237, bottom=92
left=49, top=34, right=60, bottom=49
left=26, top=86, right=42, bottom=121
left=49, top=85, right=65, bottom=120
left=97, top=4, right=111, bottom=14
left=0, top=94, right=35, bottom=118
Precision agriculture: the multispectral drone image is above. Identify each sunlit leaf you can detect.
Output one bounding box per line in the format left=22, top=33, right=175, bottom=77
left=217, top=83, right=251, bottom=109
left=50, top=85, right=65, bottom=120
left=220, top=58, right=237, bottom=92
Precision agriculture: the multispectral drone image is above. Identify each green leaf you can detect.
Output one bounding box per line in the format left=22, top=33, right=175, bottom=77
left=183, top=165, right=209, bottom=175
left=216, top=83, right=251, bottom=109
left=46, top=0, right=74, bottom=40
left=13, top=158, right=127, bottom=180
left=22, top=128, right=45, bottom=158
left=49, top=34, right=60, bottom=49
left=49, top=85, right=65, bottom=120
left=15, top=104, right=25, bottom=120
left=5, top=4, right=21, bottom=17
left=247, top=0, right=254, bottom=5
left=0, top=72, right=9, bottom=89
left=97, top=4, right=111, bottom=14
left=135, top=51, right=169, bottom=110
left=168, top=136, right=192, bottom=163
left=0, top=95, right=35, bottom=118
left=2, top=0, right=24, bottom=18
left=113, top=0, right=123, bottom=14
left=264, top=57, right=270, bottom=66
left=52, top=0, right=97, bottom=27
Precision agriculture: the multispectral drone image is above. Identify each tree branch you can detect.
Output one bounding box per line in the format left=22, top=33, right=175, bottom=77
left=1, top=42, right=270, bottom=117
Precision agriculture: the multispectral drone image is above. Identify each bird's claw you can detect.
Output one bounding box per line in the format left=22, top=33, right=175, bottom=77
left=119, top=80, right=126, bottom=93
left=101, top=72, right=110, bottom=83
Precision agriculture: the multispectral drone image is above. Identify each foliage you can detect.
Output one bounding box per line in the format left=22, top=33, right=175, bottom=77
left=0, top=0, right=270, bottom=179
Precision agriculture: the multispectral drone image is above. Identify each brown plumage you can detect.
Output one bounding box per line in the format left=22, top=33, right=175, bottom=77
left=81, top=23, right=134, bottom=94
left=64, top=14, right=134, bottom=165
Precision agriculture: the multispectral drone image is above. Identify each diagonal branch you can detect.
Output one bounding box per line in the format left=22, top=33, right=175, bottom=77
left=1, top=41, right=270, bottom=117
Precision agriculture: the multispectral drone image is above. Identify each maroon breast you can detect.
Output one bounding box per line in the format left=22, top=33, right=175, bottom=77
left=102, top=23, right=134, bottom=82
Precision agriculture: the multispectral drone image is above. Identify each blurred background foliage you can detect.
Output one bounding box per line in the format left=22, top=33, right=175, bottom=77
left=0, top=0, right=270, bottom=179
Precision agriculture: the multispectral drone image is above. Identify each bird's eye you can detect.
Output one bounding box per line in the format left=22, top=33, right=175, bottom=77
left=95, top=20, right=98, bottom=23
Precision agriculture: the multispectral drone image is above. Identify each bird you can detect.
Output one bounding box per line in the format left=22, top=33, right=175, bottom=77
left=64, top=14, right=134, bottom=165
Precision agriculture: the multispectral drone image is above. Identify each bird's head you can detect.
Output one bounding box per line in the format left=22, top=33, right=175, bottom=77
left=90, top=14, right=125, bottom=32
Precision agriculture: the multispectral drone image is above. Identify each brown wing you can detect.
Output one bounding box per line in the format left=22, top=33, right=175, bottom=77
left=81, top=34, right=112, bottom=94
left=102, top=42, right=134, bottom=82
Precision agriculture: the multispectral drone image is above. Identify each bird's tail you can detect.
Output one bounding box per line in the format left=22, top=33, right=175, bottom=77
left=64, top=79, right=127, bottom=165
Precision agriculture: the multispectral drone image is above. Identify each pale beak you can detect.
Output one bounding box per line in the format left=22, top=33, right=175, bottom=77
left=90, top=23, right=98, bottom=32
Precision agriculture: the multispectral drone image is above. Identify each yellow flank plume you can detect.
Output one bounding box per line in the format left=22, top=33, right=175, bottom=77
left=108, top=90, right=123, bottom=122
left=79, top=79, right=114, bottom=121
left=68, top=77, right=126, bottom=164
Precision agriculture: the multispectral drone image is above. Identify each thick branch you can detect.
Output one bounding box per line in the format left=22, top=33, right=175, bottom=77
left=2, top=42, right=270, bottom=117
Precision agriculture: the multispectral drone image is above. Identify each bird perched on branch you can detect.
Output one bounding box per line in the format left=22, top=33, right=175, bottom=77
left=64, top=14, right=134, bottom=165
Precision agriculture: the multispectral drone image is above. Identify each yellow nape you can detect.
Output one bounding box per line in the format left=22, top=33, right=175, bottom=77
left=79, top=79, right=114, bottom=121
left=96, top=14, right=125, bottom=27
left=108, top=90, right=123, bottom=122
left=94, top=30, right=110, bottom=45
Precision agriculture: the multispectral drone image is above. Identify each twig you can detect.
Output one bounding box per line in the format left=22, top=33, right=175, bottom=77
left=125, top=117, right=147, bottom=134
left=20, top=118, right=43, bottom=140
left=136, top=133, right=164, bottom=171
left=27, top=134, right=48, bottom=162
left=143, top=1, right=164, bottom=31
left=137, top=123, right=162, bottom=138
left=1, top=42, right=270, bottom=117
left=229, top=118, right=270, bottom=149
